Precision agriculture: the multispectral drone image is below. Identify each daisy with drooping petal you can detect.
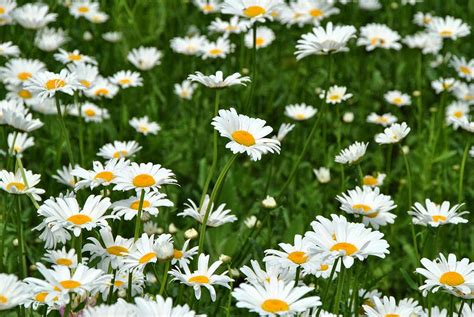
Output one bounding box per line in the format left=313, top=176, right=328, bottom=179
left=362, top=173, right=386, bottom=188
left=200, top=36, right=233, bottom=59
left=384, top=90, right=411, bottom=107
left=68, top=102, right=110, bottom=123
left=0, top=41, right=20, bottom=57
left=336, top=186, right=396, bottom=220
left=135, top=296, right=196, bottom=317
left=334, top=141, right=368, bottom=165
left=178, top=195, right=237, bottom=227
left=431, top=77, right=458, bottom=94
left=209, top=16, right=251, bottom=34
left=113, top=191, right=173, bottom=220
left=37, top=195, right=114, bottom=237
left=72, top=158, right=129, bottom=190
left=220, top=0, right=284, bottom=22
left=85, top=11, right=109, bottom=23
left=408, top=199, right=469, bottom=227
left=357, top=23, right=402, bottom=51
left=154, top=234, right=174, bottom=260
left=446, top=101, right=469, bottom=129
left=113, top=162, right=177, bottom=192
left=129, top=116, right=161, bottom=135
left=240, top=259, right=295, bottom=285
left=5, top=85, right=38, bottom=107
left=232, top=277, right=321, bottom=316
left=363, top=296, right=418, bottom=317
left=97, top=140, right=142, bottom=160
left=84, top=77, right=119, bottom=99
left=0, top=0, right=17, bottom=26
left=450, top=56, right=473, bottom=81
left=313, top=167, right=330, bottom=183
left=172, top=240, right=198, bottom=268
left=170, top=35, right=206, bottom=56
left=188, top=71, right=250, bottom=88
left=7, top=132, right=34, bottom=156
left=43, top=247, right=78, bottom=268
left=25, top=69, right=80, bottom=100
left=102, top=31, right=122, bottom=43
left=122, top=233, right=167, bottom=271
left=366, top=112, right=398, bottom=127
left=0, top=274, right=30, bottom=311
left=414, top=11, right=435, bottom=26
left=174, top=80, right=197, bottom=100
left=67, top=63, right=98, bottom=90
left=273, top=123, right=295, bottom=141
left=54, top=49, right=97, bottom=65
left=52, top=164, right=77, bottom=188
left=416, top=253, right=474, bottom=297
left=193, top=0, right=219, bottom=14
left=295, top=22, right=356, bottom=59
left=169, top=253, right=233, bottom=301
left=13, top=2, right=57, bottom=29
left=34, top=27, right=68, bottom=52
left=375, top=122, right=411, bottom=144
left=212, top=108, right=281, bottom=161
left=284, top=103, right=317, bottom=121
left=82, top=301, right=136, bottom=317
left=244, top=26, right=275, bottom=49
left=0, top=168, right=44, bottom=200
left=110, top=70, right=143, bottom=88
left=428, top=16, right=471, bottom=40
left=305, top=214, right=390, bottom=268
left=127, top=46, right=162, bottom=71
left=0, top=58, right=46, bottom=85
left=403, top=32, right=443, bottom=55
left=2, top=109, right=44, bottom=132
left=320, top=85, right=353, bottom=104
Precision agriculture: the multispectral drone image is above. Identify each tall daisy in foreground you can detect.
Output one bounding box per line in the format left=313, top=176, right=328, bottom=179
left=220, top=0, right=284, bottom=22
left=408, top=199, right=469, bottom=227
left=232, top=277, right=321, bottom=316
left=212, top=108, right=281, bottom=161
left=25, top=69, right=80, bottom=100
left=334, top=141, right=368, bottom=165
left=188, top=70, right=250, bottom=88
left=284, top=103, right=317, bottom=121
left=416, top=253, right=474, bottom=296
left=357, top=23, right=402, bottom=51
left=374, top=122, right=411, bottom=144
left=0, top=274, right=30, bottom=311
left=363, top=296, right=419, bottom=317
left=169, top=253, right=233, bottom=301
left=0, top=169, right=45, bottom=201
left=295, top=22, right=357, bottom=59
left=178, top=195, right=237, bottom=227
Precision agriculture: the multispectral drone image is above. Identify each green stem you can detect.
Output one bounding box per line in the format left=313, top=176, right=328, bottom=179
left=416, top=52, right=423, bottom=131
left=76, top=232, right=82, bottom=263
left=357, top=164, right=364, bottom=186
left=295, top=266, right=301, bottom=284
left=245, top=22, right=258, bottom=112
left=159, top=261, right=170, bottom=295
left=134, top=190, right=146, bottom=241
left=127, top=272, right=133, bottom=302
left=333, top=263, right=346, bottom=314
left=317, top=258, right=340, bottom=316
left=107, top=269, right=117, bottom=304
left=16, top=197, right=27, bottom=279
left=15, top=156, right=39, bottom=209
left=54, top=95, right=75, bottom=166
left=458, top=141, right=470, bottom=204
left=75, top=93, right=84, bottom=166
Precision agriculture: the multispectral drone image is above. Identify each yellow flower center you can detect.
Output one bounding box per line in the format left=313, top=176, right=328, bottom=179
left=202, top=4, right=214, bottom=12
left=432, top=215, right=447, bottom=222
left=352, top=204, right=372, bottom=213
left=459, top=66, right=472, bottom=75
left=60, top=280, right=81, bottom=289
left=17, top=72, right=32, bottom=81
left=320, top=264, right=329, bottom=271
left=261, top=299, right=289, bottom=313
left=330, top=242, right=358, bottom=256
left=45, top=79, right=66, bottom=90
left=256, top=37, right=265, bottom=46
left=232, top=130, right=256, bottom=146
left=376, top=117, right=388, bottom=124
left=95, top=88, right=109, bottom=96
left=309, top=9, right=323, bottom=17
left=439, top=30, right=453, bottom=37
left=366, top=211, right=379, bottom=218
left=295, top=114, right=307, bottom=120
left=78, top=6, right=89, bottom=13
left=35, top=292, right=48, bottom=302
left=243, top=5, right=266, bottom=18
left=84, top=109, right=96, bottom=117
left=392, top=97, right=402, bottom=105
left=363, top=176, right=378, bottom=186
left=68, top=54, right=82, bottom=61
left=94, top=171, right=114, bottom=182
left=13, top=146, right=21, bottom=153
left=139, top=252, right=156, bottom=264
left=138, top=125, right=149, bottom=133
left=6, top=182, right=25, bottom=191
left=18, top=89, right=32, bottom=99
left=80, top=80, right=91, bottom=88
left=132, top=174, right=155, bottom=188
left=129, top=200, right=151, bottom=210
left=0, top=7, right=4, bottom=14
left=114, top=280, right=124, bottom=287
left=113, top=150, right=128, bottom=158
left=119, top=78, right=131, bottom=85
left=329, top=94, right=341, bottom=101
left=439, top=272, right=465, bottom=286
left=287, top=251, right=308, bottom=264
left=188, top=275, right=209, bottom=284
left=174, top=249, right=183, bottom=259
left=453, top=111, right=463, bottom=118
left=209, top=48, right=223, bottom=55
left=67, top=214, right=92, bottom=225
left=0, top=295, right=8, bottom=304
left=106, top=245, right=128, bottom=256
left=56, top=258, right=73, bottom=266
left=385, top=315, right=400, bottom=317
left=423, top=17, right=431, bottom=24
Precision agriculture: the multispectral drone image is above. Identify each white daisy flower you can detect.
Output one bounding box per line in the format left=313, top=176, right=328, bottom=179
left=5, top=85, right=38, bottom=106
left=122, top=233, right=160, bottom=271
left=364, top=296, right=417, bottom=317
left=113, top=191, right=173, bottom=220
left=362, top=173, right=386, bottom=187
left=375, top=122, right=411, bottom=144
left=384, top=90, right=411, bottom=107
left=154, top=233, right=174, bottom=260
left=127, top=46, right=162, bottom=71
left=244, top=26, right=275, bottom=49
left=357, top=23, right=402, bottom=51
left=43, top=247, right=78, bottom=268
left=68, top=102, right=110, bottom=123
left=0, top=41, right=20, bottom=57
left=7, top=132, right=34, bottom=156
left=366, top=112, right=398, bottom=127
left=174, top=80, right=197, bottom=100
left=295, top=22, right=357, bottom=59
left=172, top=240, right=198, bottom=268
left=208, top=16, right=251, bottom=34
left=170, top=35, right=206, bottom=56
left=102, top=269, right=145, bottom=300
left=414, top=11, right=435, bottom=26
left=25, top=69, right=80, bottom=100
left=193, top=0, right=220, bottom=14
left=188, top=70, right=250, bottom=88
left=69, top=0, right=99, bottom=18
left=169, top=253, right=233, bottom=301
left=52, top=164, right=77, bottom=188
left=97, top=140, right=142, bottom=160
left=431, top=77, right=458, bottom=94
left=102, top=31, right=122, bottom=43
left=428, top=16, right=471, bottom=40
left=403, top=31, right=443, bottom=55
left=232, top=277, right=321, bottom=315
left=82, top=301, right=136, bottom=317
left=446, top=101, right=469, bottom=129
left=334, top=141, right=368, bottom=165
left=34, top=27, right=68, bottom=52
left=240, top=259, right=295, bottom=285
left=129, top=116, right=161, bottom=135
left=220, top=0, right=284, bottom=22
left=297, top=0, right=340, bottom=25
left=450, top=56, right=473, bottom=81
left=359, top=0, right=381, bottom=11
left=54, top=49, right=97, bottom=65
left=212, top=107, right=281, bottom=161
left=0, top=58, right=46, bottom=85
left=2, top=108, right=43, bottom=132
left=452, top=83, right=474, bottom=104
left=0, top=0, right=17, bottom=26
left=178, top=195, right=237, bottom=227
left=320, top=85, right=353, bottom=104
left=85, top=11, right=109, bottom=23
left=336, top=186, right=396, bottom=220
left=408, top=199, right=469, bottom=227
left=110, top=70, right=143, bottom=88
left=113, top=162, right=177, bottom=192
left=84, top=77, right=119, bottom=99
left=313, top=167, right=330, bottom=183
left=72, top=159, right=129, bottom=190
left=0, top=168, right=44, bottom=200
left=134, top=296, right=196, bottom=317
left=13, top=3, right=57, bottom=29
left=284, top=103, right=317, bottom=121
left=0, top=274, right=30, bottom=311
left=67, top=63, right=99, bottom=90
left=200, top=36, right=233, bottom=59
left=273, top=123, right=295, bottom=141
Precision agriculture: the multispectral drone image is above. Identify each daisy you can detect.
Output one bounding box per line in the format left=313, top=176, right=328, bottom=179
left=305, top=214, right=390, bottom=268
left=334, top=141, right=368, bottom=165
left=273, top=123, right=295, bottom=141
left=357, top=23, right=402, bottom=51
left=359, top=0, right=381, bottom=11
left=240, top=259, right=294, bottom=285
left=452, top=83, right=474, bottom=104
left=34, top=27, right=68, bottom=52
left=0, top=169, right=44, bottom=200
left=0, top=41, right=19, bottom=57
left=43, top=247, right=78, bottom=268
left=172, top=240, right=198, bottom=268
left=193, top=0, right=220, bottom=14
left=110, top=70, right=143, bottom=88
left=244, top=26, right=276, bottom=49
left=188, top=71, right=250, bottom=88
left=129, top=116, right=161, bottom=135
left=336, top=186, right=396, bottom=219
left=212, top=107, right=281, bottom=161
left=84, top=77, right=119, bottom=99
left=82, top=301, right=136, bottom=317
left=127, top=46, right=162, bottom=71
left=169, top=253, right=233, bottom=301
left=313, top=167, right=330, bottom=183
left=384, top=90, right=411, bottom=107
left=69, top=0, right=100, bottom=18
left=208, top=16, right=251, bottom=34
left=2, top=109, right=44, bottom=132
left=174, top=80, right=197, bottom=100
left=5, top=85, right=38, bottom=106
left=54, top=49, right=97, bottom=65
left=366, top=112, right=398, bottom=127
left=408, top=199, right=469, bottom=227
left=102, top=31, right=122, bottom=43
left=375, top=122, right=411, bottom=144
left=307, top=254, right=340, bottom=279
left=154, top=234, right=174, bottom=260
left=102, top=269, right=145, bottom=299
left=295, top=22, right=357, bottom=59
left=403, top=32, right=443, bottom=55
left=446, top=101, right=469, bottom=129
left=122, top=234, right=159, bottom=271
left=25, top=69, right=80, bottom=100
left=0, top=0, right=17, bottom=26
left=277, top=4, right=308, bottom=27
left=431, top=77, right=458, bottom=94
left=220, top=0, right=284, bottom=22
left=67, top=63, right=99, bottom=90
left=13, top=3, right=57, bottom=29
left=72, top=159, right=129, bottom=190
left=200, top=36, right=233, bottom=59
left=320, top=85, right=353, bottom=104
left=450, top=56, right=473, bottom=81
left=298, top=0, right=340, bottom=25
left=284, top=103, right=317, bottom=121
left=34, top=219, right=72, bottom=250
left=113, top=191, right=173, bottom=220
left=83, top=228, right=134, bottom=271
left=232, top=277, right=321, bottom=316
left=414, top=12, right=435, bottom=26
left=68, top=102, right=110, bottom=123
left=85, top=11, right=109, bottom=23
left=178, top=195, right=237, bottom=227
left=113, top=162, right=177, bottom=192
left=362, top=173, right=386, bottom=187
left=7, top=132, right=34, bottom=156
left=52, top=164, right=77, bottom=188
left=134, top=296, right=196, bottom=316
left=0, top=58, right=46, bottom=85
left=36, top=195, right=114, bottom=237
left=170, top=35, right=206, bottom=56
left=416, top=253, right=474, bottom=296
left=428, top=16, right=471, bottom=40
left=364, top=296, right=417, bottom=317
left=97, top=140, right=142, bottom=160
left=0, top=274, right=30, bottom=311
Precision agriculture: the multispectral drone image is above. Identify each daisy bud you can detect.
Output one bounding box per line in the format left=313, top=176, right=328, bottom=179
left=244, top=215, right=260, bottom=228
left=146, top=272, right=157, bottom=284
left=313, top=167, right=331, bottom=184
left=168, top=223, right=178, bottom=234
left=261, top=196, right=277, bottom=209
left=184, top=228, right=198, bottom=240
left=402, top=145, right=410, bottom=154
left=452, top=164, right=460, bottom=171
left=241, top=67, right=249, bottom=75
left=390, top=2, right=398, bottom=9
left=412, top=90, right=421, bottom=97
left=143, top=221, right=160, bottom=235
left=157, top=227, right=164, bottom=234
left=230, top=268, right=240, bottom=278
left=141, top=211, right=151, bottom=222
left=83, top=31, right=93, bottom=41
left=29, top=264, right=37, bottom=271
left=429, top=107, right=437, bottom=113
left=13, top=239, right=18, bottom=246
left=219, top=254, right=231, bottom=263
left=118, top=289, right=127, bottom=298
left=343, top=112, right=354, bottom=123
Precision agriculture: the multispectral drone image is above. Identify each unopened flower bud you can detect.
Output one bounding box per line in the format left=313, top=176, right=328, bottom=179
left=184, top=228, right=198, bottom=239
left=261, top=196, right=277, bottom=209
